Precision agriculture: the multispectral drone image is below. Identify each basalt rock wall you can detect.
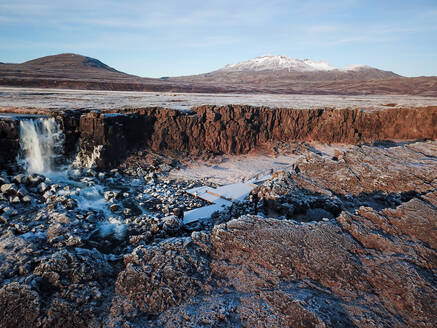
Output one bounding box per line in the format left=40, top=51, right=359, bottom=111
left=126, top=105, right=437, bottom=155
left=58, top=110, right=82, bottom=159
left=77, top=105, right=437, bottom=168
left=0, top=118, right=20, bottom=171
left=77, top=111, right=152, bottom=169
left=2, top=105, right=436, bottom=170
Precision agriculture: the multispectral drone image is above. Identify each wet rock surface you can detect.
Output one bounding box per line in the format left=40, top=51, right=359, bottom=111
left=0, top=117, right=20, bottom=170
left=0, top=139, right=436, bottom=327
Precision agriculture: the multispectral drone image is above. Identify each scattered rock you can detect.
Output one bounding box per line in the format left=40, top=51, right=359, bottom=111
left=1, top=184, right=17, bottom=196
left=173, top=207, right=184, bottom=219
left=13, top=174, right=28, bottom=185
left=162, top=215, right=182, bottom=233
left=0, top=283, right=40, bottom=328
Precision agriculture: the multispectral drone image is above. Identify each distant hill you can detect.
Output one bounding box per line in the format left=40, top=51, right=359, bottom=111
left=0, top=53, right=436, bottom=96
left=0, top=53, right=132, bottom=80
left=0, top=53, right=200, bottom=92
left=22, top=53, right=121, bottom=72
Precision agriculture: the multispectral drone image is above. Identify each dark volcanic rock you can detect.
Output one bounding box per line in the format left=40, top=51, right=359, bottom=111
left=33, top=248, right=115, bottom=328
left=110, top=142, right=436, bottom=327
left=0, top=282, right=41, bottom=328
left=115, top=237, right=210, bottom=316
left=0, top=109, right=436, bottom=327
left=113, top=192, right=436, bottom=327
left=0, top=117, right=20, bottom=170
left=73, top=105, right=437, bottom=169
left=1, top=105, right=436, bottom=170
left=206, top=202, right=437, bottom=327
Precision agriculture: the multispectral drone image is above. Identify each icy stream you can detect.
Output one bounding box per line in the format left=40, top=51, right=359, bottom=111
left=17, top=117, right=115, bottom=218
left=14, top=116, right=249, bottom=231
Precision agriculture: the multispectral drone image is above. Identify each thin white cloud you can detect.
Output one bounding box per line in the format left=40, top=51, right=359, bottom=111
left=0, top=0, right=279, bottom=29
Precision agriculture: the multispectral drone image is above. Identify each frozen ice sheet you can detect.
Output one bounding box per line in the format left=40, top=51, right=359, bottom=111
left=183, top=202, right=229, bottom=224
left=211, top=182, right=254, bottom=201
left=184, top=182, right=257, bottom=223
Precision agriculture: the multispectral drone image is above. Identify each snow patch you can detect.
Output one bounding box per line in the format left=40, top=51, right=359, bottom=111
left=219, top=55, right=338, bottom=72
left=183, top=183, right=255, bottom=224
left=218, top=55, right=376, bottom=73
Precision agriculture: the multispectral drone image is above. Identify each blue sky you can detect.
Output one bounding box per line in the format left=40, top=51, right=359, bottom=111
left=1, top=0, right=436, bottom=77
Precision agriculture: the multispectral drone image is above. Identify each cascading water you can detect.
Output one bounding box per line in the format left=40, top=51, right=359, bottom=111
left=18, top=117, right=64, bottom=174
left=17, top=116, right=126, bottom=238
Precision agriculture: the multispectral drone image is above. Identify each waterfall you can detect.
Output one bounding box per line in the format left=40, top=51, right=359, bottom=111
left=18, top=117, right=64, bottom=173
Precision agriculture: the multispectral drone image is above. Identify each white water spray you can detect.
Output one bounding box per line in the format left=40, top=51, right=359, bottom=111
left=73, top=145, right=103, bottom=169
left=19, top=117, right=64, bottom=173
left=18, top=117, right=127, bottom=234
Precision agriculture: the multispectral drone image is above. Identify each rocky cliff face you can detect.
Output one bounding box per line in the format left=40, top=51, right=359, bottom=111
left=96, top=105, right=437, bottom=166
left=0, top=117, right=20, bottom=171
left=160, top=105, right=436, bottom=152
left=2, top=105, right=436, bottom=170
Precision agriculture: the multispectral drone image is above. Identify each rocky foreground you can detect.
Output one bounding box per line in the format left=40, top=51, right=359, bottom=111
left=1, top=140, right=436, bottom=327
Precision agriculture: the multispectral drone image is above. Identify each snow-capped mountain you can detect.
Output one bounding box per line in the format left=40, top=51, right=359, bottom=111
left=218, top=55, right=370, bottom=73
left=170, top=55, right=401, bottom=92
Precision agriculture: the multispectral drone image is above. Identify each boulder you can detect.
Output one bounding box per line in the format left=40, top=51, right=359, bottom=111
left=115, top=238, right=210, bottom=316
left=173, top=207, right=184, bottom=219
left=0, top=283, right=40, bottom=328
left=109, top=204, right=120, bottom=212
left=13, top=174, right=28, bottom=185
left=104, top=191, right=119, bottom=200
left=162, top=215, right=182, bottom=233
left=1, top=184, right=17, bottom=196
left=38, top=182, right=48, bottom=193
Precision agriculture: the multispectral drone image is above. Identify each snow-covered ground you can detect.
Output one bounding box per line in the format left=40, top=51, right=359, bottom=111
left=170, top=153, right=299, bottom=185
left=0, top=87, right=436, bottom=111
left=184, top=186, right=233, bottom=224
left=184, top=179, right=265, bottom=223
left=171, top=143, right=353, bottom=186
left=173, top=142, right=354, bottom=223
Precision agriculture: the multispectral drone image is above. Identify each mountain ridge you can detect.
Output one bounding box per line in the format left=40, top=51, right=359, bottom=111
left=178, top=54, right=401, bottom=81
left=0, top=53, right=436, bottom=96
